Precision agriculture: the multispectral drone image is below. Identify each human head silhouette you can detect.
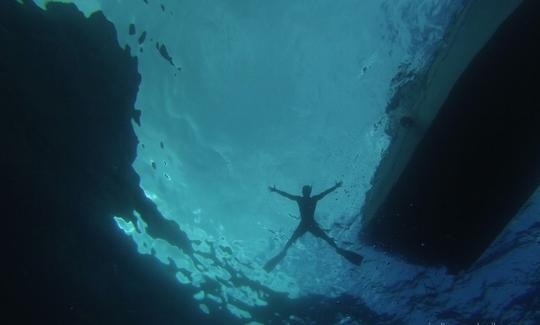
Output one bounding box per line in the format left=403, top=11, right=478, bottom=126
left=302, top=185, right=312, bottom=197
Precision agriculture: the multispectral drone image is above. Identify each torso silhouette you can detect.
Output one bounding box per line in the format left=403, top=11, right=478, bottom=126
left=297, top=196, right=318, bottom=226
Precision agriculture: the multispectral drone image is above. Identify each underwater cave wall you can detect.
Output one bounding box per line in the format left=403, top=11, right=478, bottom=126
left=361, top=0, right=537, bottom=272
left=0, top=1, right=242, bottom=324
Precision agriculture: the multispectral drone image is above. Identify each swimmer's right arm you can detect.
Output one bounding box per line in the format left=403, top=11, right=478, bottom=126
left=268, top=186, right=299, bottom=201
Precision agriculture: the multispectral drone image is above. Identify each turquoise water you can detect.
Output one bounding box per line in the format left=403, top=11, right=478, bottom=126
left=32, top=0, right=539, bottom=323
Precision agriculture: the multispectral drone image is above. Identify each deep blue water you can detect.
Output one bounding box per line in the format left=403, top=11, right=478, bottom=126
left=6, top=0, right=539, bottom=323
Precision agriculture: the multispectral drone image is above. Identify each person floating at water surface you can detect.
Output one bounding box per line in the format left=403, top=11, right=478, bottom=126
left=264, top=181, right=364, bottom=272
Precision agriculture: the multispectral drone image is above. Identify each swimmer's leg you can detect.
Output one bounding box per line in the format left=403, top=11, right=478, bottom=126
left=264, top=225, right=306, bottom=272
left=310, top=225, right=364, bottom=266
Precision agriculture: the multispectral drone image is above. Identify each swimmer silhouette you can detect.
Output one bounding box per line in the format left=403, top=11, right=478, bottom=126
left=264, top=182, right=364, bottom=272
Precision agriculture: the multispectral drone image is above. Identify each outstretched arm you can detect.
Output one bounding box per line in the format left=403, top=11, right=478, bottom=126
left=269, top=185, right=300, bottom=201
left=313, top=181, right=342, bottom=201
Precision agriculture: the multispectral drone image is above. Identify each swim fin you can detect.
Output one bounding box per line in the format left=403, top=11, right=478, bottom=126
left=338, top=249, right=364, bottom=266
left=264, top=251, right=286, bottom=272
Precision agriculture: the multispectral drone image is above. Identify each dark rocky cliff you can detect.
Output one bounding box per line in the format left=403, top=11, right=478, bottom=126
left=0, top=1, right=217, bottom=323
left=360, top=0, right=540, bottom=273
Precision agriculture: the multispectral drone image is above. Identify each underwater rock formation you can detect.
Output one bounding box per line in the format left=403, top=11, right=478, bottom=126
left=361, top=0, right=540, bottom=273
left=0, top=1, right=223, bottom=324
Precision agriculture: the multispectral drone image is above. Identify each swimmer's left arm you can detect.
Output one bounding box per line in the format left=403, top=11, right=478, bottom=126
left=314, top=181, right=342, bottom=200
